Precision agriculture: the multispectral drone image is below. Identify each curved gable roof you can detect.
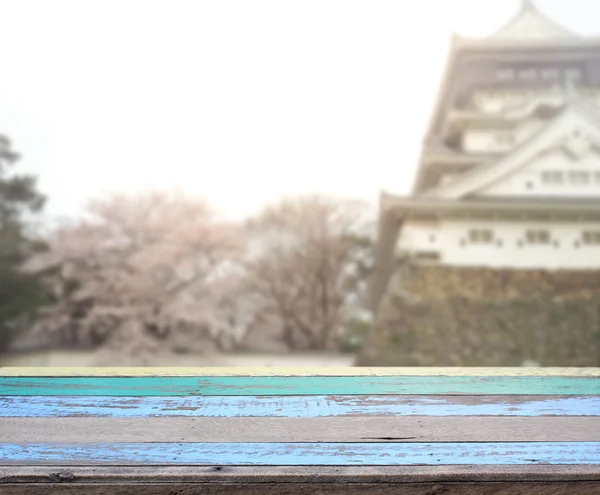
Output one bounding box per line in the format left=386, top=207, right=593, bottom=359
left=492, top=1, right=576, bottom=40
left=425, top=103, right=600, bottom=200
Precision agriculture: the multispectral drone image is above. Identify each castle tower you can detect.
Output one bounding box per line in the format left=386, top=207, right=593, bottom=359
left=370, top=1, right=600, bottom=309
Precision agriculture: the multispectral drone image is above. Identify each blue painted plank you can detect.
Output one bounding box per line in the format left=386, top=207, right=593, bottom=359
left=1, top=442, right=598, bottom=465
left=1, top=395, right=599, bottom=418
left=1, top=376, right=598, bottom=396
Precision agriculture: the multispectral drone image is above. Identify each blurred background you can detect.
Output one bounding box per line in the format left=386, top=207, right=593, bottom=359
left=0, top=0, right=598, bottom=366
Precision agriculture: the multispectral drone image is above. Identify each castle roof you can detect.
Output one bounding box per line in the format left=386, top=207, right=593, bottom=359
left=491, top=0, right=576, bottom=41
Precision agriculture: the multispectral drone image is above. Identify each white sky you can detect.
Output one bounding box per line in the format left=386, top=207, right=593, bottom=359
left=0, top=0, right=598, bottom=222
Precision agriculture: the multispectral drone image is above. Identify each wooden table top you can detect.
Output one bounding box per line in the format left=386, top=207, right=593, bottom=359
left=0, top=367, right=598, bottom=494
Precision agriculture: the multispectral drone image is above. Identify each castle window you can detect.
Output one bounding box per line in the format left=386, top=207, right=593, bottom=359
left=541, top=171, right=564, bottom=185
left=519, top=69, right=537, bottom=81
left=582, top=231, right=600, bottom=245
left=468, top=229, right=494, bottom=245
left=565, top=68, right=582, bottom=82
left=497, top=69, right=515, bottom=81
left=541, top=68, right=560, bottom=81
left=569, top=171, right=590, bottom=185
left=525, top=230, right=551, bottom=245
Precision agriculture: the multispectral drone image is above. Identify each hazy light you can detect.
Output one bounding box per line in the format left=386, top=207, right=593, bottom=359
left=0, top=0, right=595, bottom=220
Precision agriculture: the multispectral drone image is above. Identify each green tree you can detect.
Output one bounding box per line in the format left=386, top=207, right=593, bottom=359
left=0, top=134, right=47, bottom=353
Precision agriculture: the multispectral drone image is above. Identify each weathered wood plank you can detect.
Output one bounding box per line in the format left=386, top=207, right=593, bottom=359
left=2, top=442, right=599, bottom=465
left=2, top=367, right=598, bottom=377
left=3, top=395, right=597, bottom=417
left=2, top=481, right=600, bottom=495
left=3, top=465, right=600, bottom=483
left=0, top=395, right=600, bottom=418
left=2, top=368, right=597, bottom=492
left=1, top=376, right=597, bottom=396
left=3, top=416, right=598, bottom=443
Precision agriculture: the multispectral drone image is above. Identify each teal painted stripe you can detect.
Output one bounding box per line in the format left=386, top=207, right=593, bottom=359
left=1, top=442, right=598, bottom=465
left=2, top=395, right=599, bottom=417
left=0, top=376, right=597, bottom=396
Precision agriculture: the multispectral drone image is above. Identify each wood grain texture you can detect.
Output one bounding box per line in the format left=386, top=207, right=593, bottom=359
left=0, top=395, right=600, bottom=418
left=2, top=442, right=599, bottom=465
left=2, top=367, right=598, bottom=376
left=3, top=395, right=598, bottom=417
left=1, top=482, right=600, bottom=494
left=2, top=417, right=598, bottom=443
left=2, top=367, right=598, bottom=492
left=3, top=465, right=600, bottom=484
left=2, top=375, right=598, bottom=396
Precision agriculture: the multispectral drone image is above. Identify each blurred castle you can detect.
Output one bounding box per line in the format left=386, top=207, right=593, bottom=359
left=371, top=0, right=600, bottom=309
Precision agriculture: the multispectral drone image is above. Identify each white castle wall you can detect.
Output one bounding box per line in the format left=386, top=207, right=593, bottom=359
left=399, top=219, right=600, bottom=269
